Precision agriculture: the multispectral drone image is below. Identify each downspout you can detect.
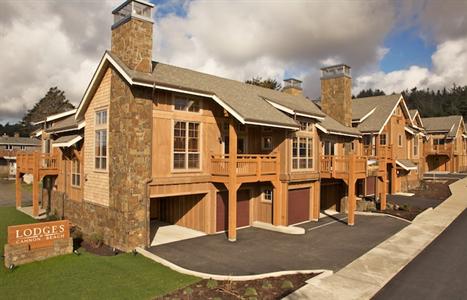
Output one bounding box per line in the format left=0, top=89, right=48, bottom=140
left=144, top=178, right=153, bottom=248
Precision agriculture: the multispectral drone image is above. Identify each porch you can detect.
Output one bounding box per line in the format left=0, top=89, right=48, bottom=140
left=424, top=143, right=453, bottom=157
left=15, top=152, right=59, bottom=217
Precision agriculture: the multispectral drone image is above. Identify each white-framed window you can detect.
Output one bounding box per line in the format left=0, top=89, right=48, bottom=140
left=174, top=95, right=200, bottom=112
left=71, top=158, right=81, bottom=187
left=173, top=121, right=200, bottom=170
left=262, top=136, right=273, bottom=150
left=5, top=145, right=12, bottom=150
left=95, top=109, right=108, bottom=170
left=323, top=140, right=335, bottom=156
left=380, top=134, right=387, bottom=145
left=292, top=136, right=313, bottom=169
left=262, top=188, right=273, bottom=202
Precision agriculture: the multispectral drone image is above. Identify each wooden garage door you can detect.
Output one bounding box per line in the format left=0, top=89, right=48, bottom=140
left=288, top=188, right=310, bottom=225
left=216, top=190, right=250, bottom=232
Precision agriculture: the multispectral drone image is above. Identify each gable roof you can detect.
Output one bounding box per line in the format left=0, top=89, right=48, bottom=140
left=0, top=136, right=40, bottom=146
left=77, top=51, right=327, bottom=130
left=351, top=94, right=412, bottom=134
left=422, top=115, right=464, bottom=138
left=408, top=109, right=424, bottom=128
left=316, top=113, right=361, bottom=137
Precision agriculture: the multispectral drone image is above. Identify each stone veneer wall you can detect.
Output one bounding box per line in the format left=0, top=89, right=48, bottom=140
left=111, top=18, right=153, bottom=74
left=320, top=76, right=353, bottom=127
left=108, top=70, right=153, bottom=251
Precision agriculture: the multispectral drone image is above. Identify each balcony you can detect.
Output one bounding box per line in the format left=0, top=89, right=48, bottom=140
left=424, top=143, right=452, bottom=157
left=362, top=144, right=394, bottom=161
left=16, top=152, right=59, bottom=176
left=320, top=155, right=368, bottom=180
left=211, top=154, right=279, bottom=183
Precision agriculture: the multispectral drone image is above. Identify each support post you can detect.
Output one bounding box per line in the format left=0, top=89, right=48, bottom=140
left=380, top=176, right=387, bottom=210
left=272, top=180, right=282, bottom=226
left=32, top=152, right=40, bottom=217
left=15, top=170, right=21, bottom=208
left=228, top=117, right=238, bottom=242
left=311, top=181, right=320, bottom=221
left=391, top=163, right=397, bottom=194
left=347, top=155, right=356, bottom=226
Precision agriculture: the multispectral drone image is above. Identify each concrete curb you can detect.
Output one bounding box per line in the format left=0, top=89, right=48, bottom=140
left=413, top=207, right=434, bottom=222
left=284, top=177, right=467, bottom=300
left=252, top=221, right=305, bottom=235
left=136, top=247, right=329, bottom=281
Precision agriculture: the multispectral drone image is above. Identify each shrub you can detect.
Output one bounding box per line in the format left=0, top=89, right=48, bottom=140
left=262, top=280, right=273, bottom=289
left=281, top=280, right=294, bottom=289
left=206, top=279, right=218, bottom=289
left=244, top=287, right=257, bottom=297
left=88, top=232, right=104, bottom=248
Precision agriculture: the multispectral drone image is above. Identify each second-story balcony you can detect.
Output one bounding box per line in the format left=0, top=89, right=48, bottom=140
left=424, top=143, right=452, bottom=156
left=362, top=144, right=394, bottom=161
left=16, top=152, right=59, bottom=177
left=211, top=154, right=279, bottom=183
left=320, top=155, right=381, bottom=180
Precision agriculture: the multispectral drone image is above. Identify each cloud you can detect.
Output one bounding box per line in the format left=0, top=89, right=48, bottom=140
left=354, top=37, right=467, bottom=94
left=0, top=0, right=119, bottom=123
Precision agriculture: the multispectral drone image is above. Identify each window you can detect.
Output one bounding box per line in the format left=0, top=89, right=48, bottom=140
left=380, top=134, right=387, bottom=146
left=174, top=95, right=200, bottom=112
left=174, top=121, right=200, bottom=170
left=299, top=121, right=312, bottom=131
left=263, top=188, right=273, bottom=202
left=323, top=140, right=335, bottom=156
left=262, top=136, right=273, bottom=150
left=5, top=145, right=12, bottom=150
left=398, top=134, right=403, bottom=147
left=95, top=109, right=108, bottom=170
left=71, top=159, right=81, bottom=187
left=413, top=136, right=419, bottom=156
left=292, top=136, right=313, bottom=169
left=363, top=135, right=372, bottom=146
left=434, top=138, right=445, bottom=145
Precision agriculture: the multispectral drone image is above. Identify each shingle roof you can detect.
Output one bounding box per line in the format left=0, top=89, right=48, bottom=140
left=352, top=94, right=402, bottom=133
left=422, top=115, right=463, bottom=138
left=318, top=113, right=361, bottom=136
left=107, top=52, right=325, bottom=129
left=396, top=159, right=417, bottom=170
left=409, top=109, right=418, bottom=119
left=46, top=115, right=79, bottom=133
left=0, top=136, right=40, bottom=146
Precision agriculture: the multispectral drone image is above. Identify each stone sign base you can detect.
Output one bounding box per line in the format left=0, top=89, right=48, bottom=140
left=4, top=238, right=73, bottom=268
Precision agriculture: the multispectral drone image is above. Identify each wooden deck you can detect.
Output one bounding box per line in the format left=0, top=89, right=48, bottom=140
left=320, top=155, right=368, bottom=180
left=211, top=154, right=279, bottom=183
left=424, top=143, right=453, bottom=157
left=363, top=145, right=394, bottom=162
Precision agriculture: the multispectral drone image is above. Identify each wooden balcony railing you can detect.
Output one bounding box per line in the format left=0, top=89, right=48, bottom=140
left=320, top=155, right=368, bottom=179
left=0, top=149, right=35, bottom=158
left=362, top=144, right=394, bottom=161
left=211, top=154, right=278, bottom=183
left=16, top=152, right=59, bottom=176
left=424, top=143, right=453, bottom=156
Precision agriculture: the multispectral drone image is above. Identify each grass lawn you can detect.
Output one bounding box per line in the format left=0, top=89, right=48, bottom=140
left=0, top=207, right=199, bottom=300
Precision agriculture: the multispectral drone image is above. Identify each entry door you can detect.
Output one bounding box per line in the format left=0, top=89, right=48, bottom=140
left=216, top=190, right=250, bottom=232
left=323, top=141, right=335, bottom=156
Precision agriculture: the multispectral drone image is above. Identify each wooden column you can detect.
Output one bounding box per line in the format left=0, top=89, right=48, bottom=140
left=391, top=163, right=397, bottom=194
left=228, top=117, right=238, bottom=242
left=380, top=175, right=387, bottom=210
left=347, top=155, right=356, bottom=226
left=272, top=180, right=282, bottom=226
left=311, top=181, right=320, bottom=221
left=15, top=170, right=21, bottom=208
left=32, top=152, right=40, bottom=217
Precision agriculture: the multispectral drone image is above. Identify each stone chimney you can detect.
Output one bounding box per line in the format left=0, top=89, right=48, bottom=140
left=282, top=78, right=303, bottom=96
left=111, top=0, right=154, bottom=73
left=320, top=64, right=352, bottom=127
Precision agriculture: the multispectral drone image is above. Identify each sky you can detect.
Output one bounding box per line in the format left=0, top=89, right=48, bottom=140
left=0, top=0, right=466, bottom=124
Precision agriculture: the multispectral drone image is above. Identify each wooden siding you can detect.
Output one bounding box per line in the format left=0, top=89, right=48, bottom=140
left=83, top=68, right=111, bottom=206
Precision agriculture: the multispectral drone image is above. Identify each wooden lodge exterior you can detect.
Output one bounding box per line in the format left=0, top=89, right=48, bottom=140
left=14, top=0, right=467, bottom=251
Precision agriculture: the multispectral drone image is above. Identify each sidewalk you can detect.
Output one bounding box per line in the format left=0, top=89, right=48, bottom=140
left=285, top=177, right=467, bottom=300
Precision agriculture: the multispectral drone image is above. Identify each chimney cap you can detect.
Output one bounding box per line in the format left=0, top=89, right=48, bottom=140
left=320, top=64, right=351, bottom=79
left=283, top=78, right=303, bottom=90
left=112, top=0, right=154, bottom=28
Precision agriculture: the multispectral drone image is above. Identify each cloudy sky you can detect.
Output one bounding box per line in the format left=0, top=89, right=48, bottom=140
left=0, top=0, right=466, bottom=124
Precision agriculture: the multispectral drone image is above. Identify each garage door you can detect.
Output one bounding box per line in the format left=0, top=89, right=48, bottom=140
left=288, top=188, right=310, bottom=225
left=216, top=190, right=250, bottom=232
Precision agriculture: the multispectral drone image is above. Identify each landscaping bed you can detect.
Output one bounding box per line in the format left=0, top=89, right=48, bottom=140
left=156, top=272, right=317, bottom=300
left=380, top=179, right=455, bottom=221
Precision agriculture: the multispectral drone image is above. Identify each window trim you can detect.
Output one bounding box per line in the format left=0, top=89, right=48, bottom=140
left=71, top=158, right=81, bottom=188
left=171, top=120, right=202, bottom=172
left=262, top=188, right=273, bottom=203
left=380, top=134, right=387, bottom=146
left=172, top=93, right=202, bottom=114
left=292, top=135, right=314, bottom=171
left=94, top=107, right=108, bottom=172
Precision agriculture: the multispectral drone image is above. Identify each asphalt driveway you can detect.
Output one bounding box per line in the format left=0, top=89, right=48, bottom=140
left=148, top=214, right=409, bottom=275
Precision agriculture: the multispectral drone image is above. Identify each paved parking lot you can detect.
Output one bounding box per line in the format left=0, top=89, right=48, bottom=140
left=148, top=214, right=408, bottom=275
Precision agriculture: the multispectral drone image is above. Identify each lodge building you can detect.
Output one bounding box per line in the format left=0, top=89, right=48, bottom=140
left=15, top=0, right=467, bottom=251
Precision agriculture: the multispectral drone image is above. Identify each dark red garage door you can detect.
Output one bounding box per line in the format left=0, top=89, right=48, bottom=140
left=288, top=188, right=310, bottom=225
left=216, top=190, right=250, bottom=232
left=366, top=176, right=377, bottom=196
